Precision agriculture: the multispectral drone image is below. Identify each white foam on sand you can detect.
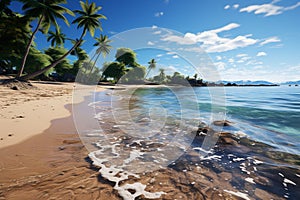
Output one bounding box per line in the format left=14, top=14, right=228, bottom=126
left=200, top=155, right=222, bottom=161
left=233, top=157, right=245, bottom=162
left=283, top=178, right=296, bottom=186
left=223, top=189, right=250, bottom=200
left=89, top=151, right=165, bottom=200
left=245, top=177, right=255, bottom=184
left=253, top=159, right=263, bottom=165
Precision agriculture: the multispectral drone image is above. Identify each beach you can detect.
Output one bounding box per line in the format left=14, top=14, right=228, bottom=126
left=0, top=80, right=119, bottom=199
left=1, top=80, right=299, bottom=200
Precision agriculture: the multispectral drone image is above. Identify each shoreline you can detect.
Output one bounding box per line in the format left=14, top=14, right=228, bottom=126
left=0, top=82, right=120, bottom=199
left=1, top=82, right=299, bottom=199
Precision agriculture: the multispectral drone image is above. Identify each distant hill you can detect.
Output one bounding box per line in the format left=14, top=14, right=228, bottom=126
left=281, top=80, right=300, bottom=85
left=216, top=80, right=276, bottom=85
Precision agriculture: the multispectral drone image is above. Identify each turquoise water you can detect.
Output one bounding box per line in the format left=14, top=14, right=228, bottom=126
left=89, top=85, right=300, bottom=199
left=125, top=86, right=300, bottom=155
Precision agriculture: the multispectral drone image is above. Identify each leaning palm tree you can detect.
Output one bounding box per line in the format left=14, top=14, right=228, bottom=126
left=16, top=0, right=74, bottom=78
left=89, top=34, right=112, bottom=74
left=145, top=58, right=156, bottom=79
left=47, top=27, right=66, bottom=47
left=19, top=0, right=106, bottom=81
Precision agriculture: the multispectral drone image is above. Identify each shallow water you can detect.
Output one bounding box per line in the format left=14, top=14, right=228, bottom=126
left=124, top=86, right=300, bottom=154
left=86, top=85, right=300, bottom=199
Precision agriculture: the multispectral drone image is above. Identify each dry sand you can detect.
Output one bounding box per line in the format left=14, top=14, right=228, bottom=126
left=0, top=81, right=73, bottom=148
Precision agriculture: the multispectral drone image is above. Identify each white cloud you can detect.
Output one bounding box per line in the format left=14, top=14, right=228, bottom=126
left=233, top=4, right=240, bottom=9
left=211, top=23, right=240, bottom=33
left=155, top=12, right=164, bottom=17
left=257, top=51, right=267, bottom=56
left=236, top=53, right=248, bottom=58
left=228, top=58, right=235, bottom=63
left=205, top=35, right=257, bottom=53
left=153, top=30, right=162, bottom=35
left=216, top=56, right=222, bottom=60
left=172, top=55, right=179, bottom=59
left=161, top=23, right=258, bottom=53
left=156, top=54, right=163, bottom=57
left=161, top=34, right=196, bottom=45
left=152, top=25, right=158, bottom=29
left=222, top=64, right=300, bottom=82
left=246, top=60, right=263, bottom=66
left=166, top=51, right=176, bottom=55
left=147, top=41, right=155, bottom=46
left=240, top=1, right=300, bottom=17
left=165, top=65, right=177, bottom=73
left=260, top=36, right=281, bottom=46
left=214, top=62, right=226, bottom=70
left=236, top=56, right=251, bottom=63
left=254, top=66, right=263, bottom=69
left=224, top=5, right=230, bottom=10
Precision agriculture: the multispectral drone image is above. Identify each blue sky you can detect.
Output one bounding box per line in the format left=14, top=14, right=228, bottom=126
left=10, top=0, right=300, bottom=82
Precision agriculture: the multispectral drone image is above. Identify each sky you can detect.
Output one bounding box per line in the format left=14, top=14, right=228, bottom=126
left=10, top=0, right=300, bottom=82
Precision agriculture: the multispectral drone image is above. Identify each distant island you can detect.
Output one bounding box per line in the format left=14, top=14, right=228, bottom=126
left=187, top=80, right=280, bottom=87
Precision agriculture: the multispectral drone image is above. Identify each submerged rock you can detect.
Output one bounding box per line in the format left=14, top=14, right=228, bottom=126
left=217, top=132, right=239, bottom=146
left=213, top=120, right=233, bottom=126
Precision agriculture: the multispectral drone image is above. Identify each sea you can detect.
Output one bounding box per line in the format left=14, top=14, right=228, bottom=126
left=75, top=85, right=300, bottom=200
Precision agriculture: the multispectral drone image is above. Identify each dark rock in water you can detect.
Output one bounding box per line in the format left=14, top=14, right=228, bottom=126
left=197, top=126, right=214, bottom=135
left=213, top=120, right=232, bottom=126
left=220, top=136, right=239, bottom=146
left=254, top=176, right=270, bottom=186
left=217, top=132, right=239, bottom=146
left=11, top=86, right=19, bottom=90
left=218, top=132, right=232, bottom=137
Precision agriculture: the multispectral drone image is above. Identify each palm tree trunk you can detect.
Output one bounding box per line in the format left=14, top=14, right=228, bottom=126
left=85, top=52, right=101, bottom=83
left=16, top=16, right=43, bottom=79
left=89, top=53, right=101, bottom=74
left=145, top=69, right=151, bottom=79
left=20, top=29, right=86, bottom=81
left=89, top=52, right=97, bottom=64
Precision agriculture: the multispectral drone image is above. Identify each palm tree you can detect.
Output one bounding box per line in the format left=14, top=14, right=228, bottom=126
left=69, top=39, right=87, bottom=59
left=145, top=58, right=156, bottom=79
left=19, top=0, right=106, bottom=81
left=193, top=73, right=198, bottom=80
left=47, top=27, right=66, bottom=47
left=89, top=34, right=112, bottom=74
left=159, top=68, right=165, bottom=82
left=16, top=0, right=74, bottom=78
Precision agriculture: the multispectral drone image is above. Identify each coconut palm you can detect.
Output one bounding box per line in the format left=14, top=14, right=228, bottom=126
left=20, top=0, right=106, bottom=80
left=16, top=0, right=74, bottom=78
left=89, top=34, right=112, bottom=73
left=145, top=58, right=156, bottom=79
left=47, top=27, right=66, bottom=47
